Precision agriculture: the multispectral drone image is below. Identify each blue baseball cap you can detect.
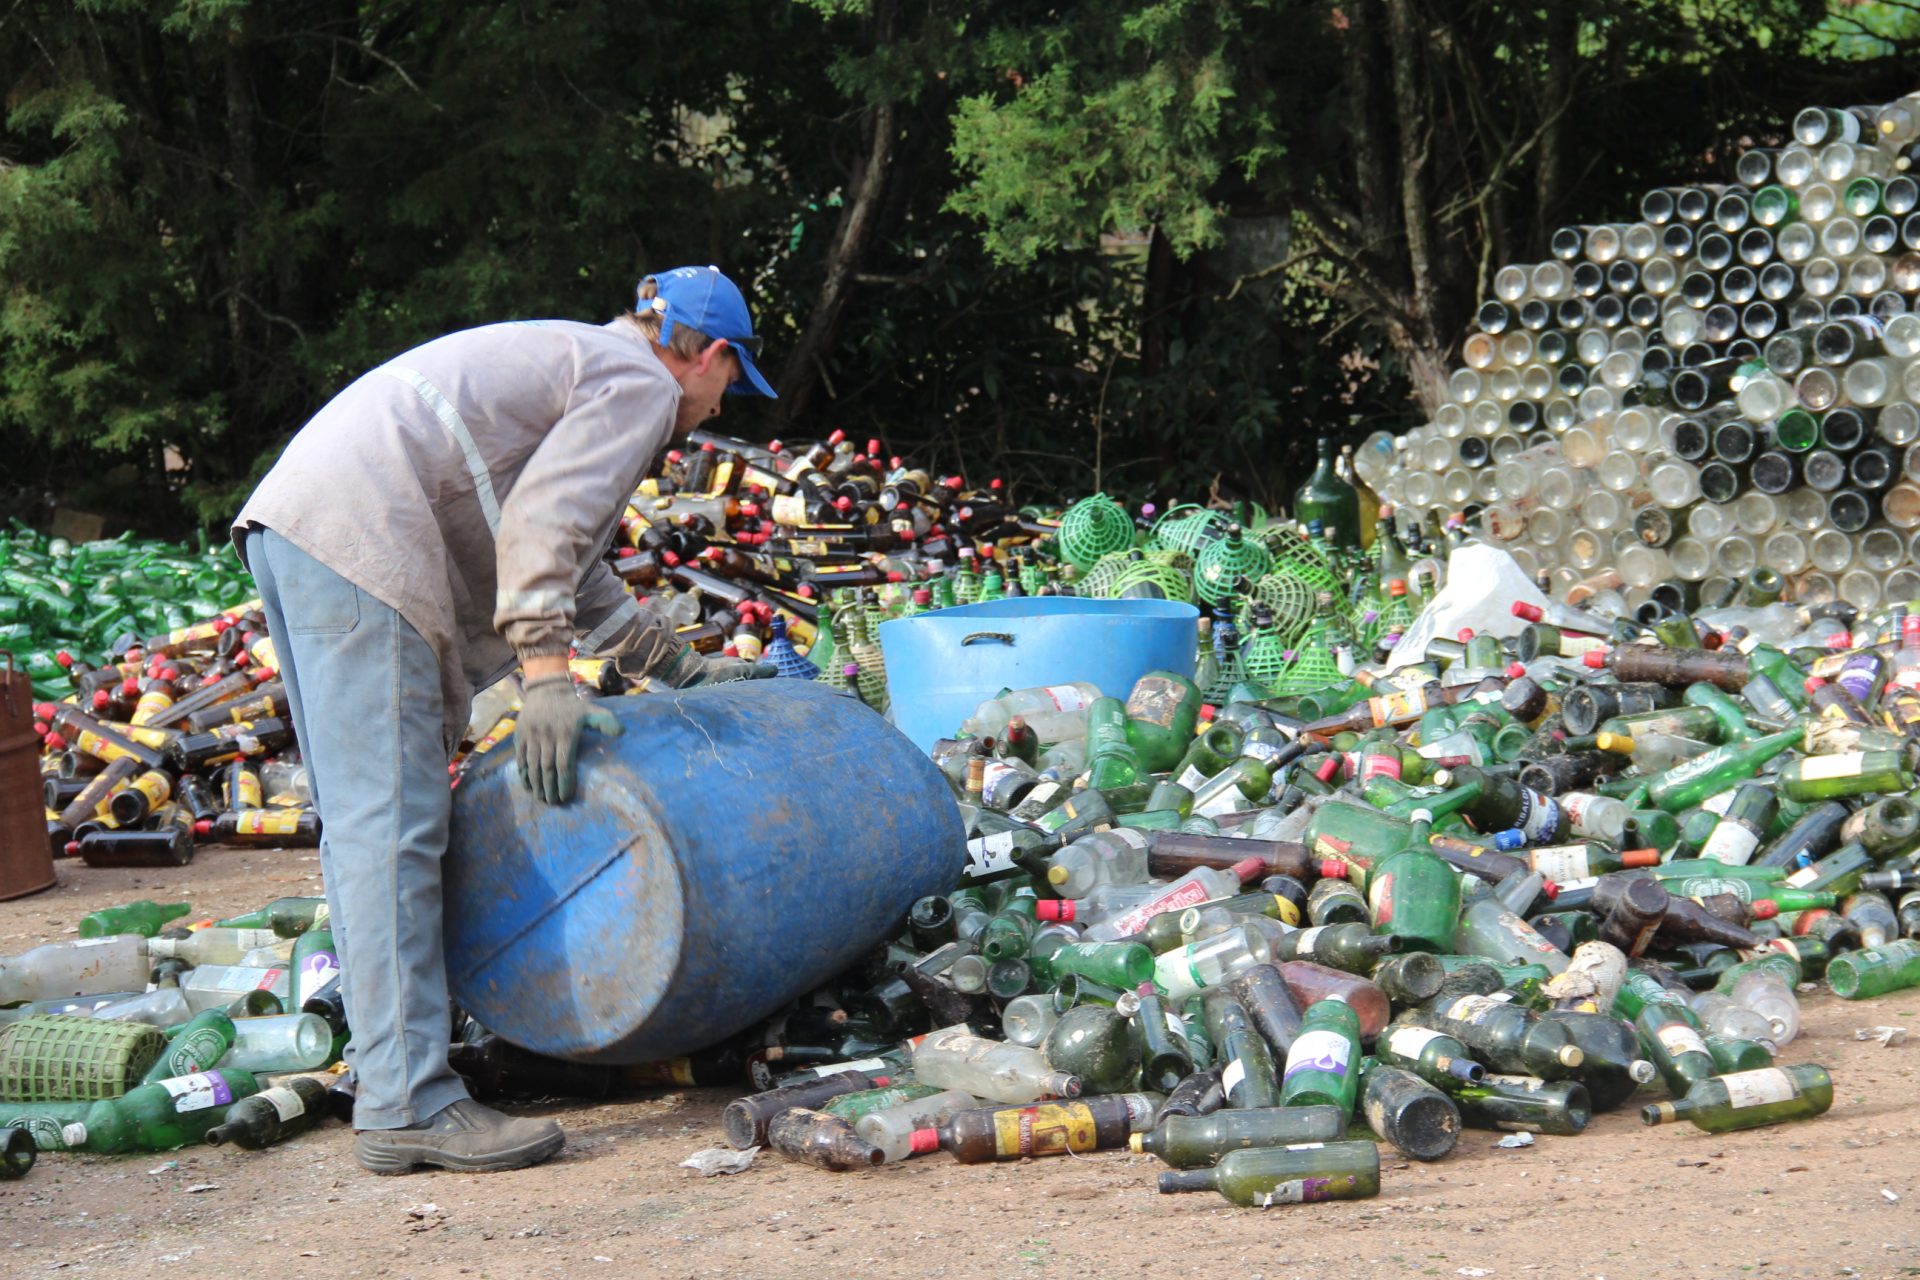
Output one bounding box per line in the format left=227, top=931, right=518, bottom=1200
left=640, top=265, right=777, bottom=398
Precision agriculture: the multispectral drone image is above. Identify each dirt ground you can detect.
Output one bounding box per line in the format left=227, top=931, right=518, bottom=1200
left=3, top=846, right=1919, bottom=1280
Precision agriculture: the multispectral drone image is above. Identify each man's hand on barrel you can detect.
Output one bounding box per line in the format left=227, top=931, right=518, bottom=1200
left=515, top=676, right=624, bottom=805
left=651, top=644, right=777, bottom=687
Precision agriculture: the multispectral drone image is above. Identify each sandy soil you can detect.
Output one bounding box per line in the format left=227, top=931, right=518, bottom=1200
left=3, top=846, right=1919, bottom=1280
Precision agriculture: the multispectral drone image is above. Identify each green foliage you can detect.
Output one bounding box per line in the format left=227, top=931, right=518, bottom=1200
left=0, top=0, right=1917, bottom=537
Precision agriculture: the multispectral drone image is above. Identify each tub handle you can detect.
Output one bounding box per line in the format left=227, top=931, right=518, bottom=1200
left=961, top=632, right=1016, bottom=647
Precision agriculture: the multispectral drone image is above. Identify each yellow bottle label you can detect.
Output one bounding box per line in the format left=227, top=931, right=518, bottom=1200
left=235, top=771, right=262, bottom=810
left=237, top=811, right=302, bottom=836
left=131, top=689, right=175, bottom=726
left=990, top=1103, right=1096, bottom=1158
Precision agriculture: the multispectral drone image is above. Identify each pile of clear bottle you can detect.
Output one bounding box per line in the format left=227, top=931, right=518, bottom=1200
left=1358, top=89, right=1920, bottom=618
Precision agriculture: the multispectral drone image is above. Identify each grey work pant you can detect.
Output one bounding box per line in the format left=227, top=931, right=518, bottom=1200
left=245, top=527, right=469, bottom=1129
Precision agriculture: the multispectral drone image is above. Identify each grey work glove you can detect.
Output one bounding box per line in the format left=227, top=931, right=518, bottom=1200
left=649, top=644, right=778, bottom=688
left=514, top=676, right=623, bottom=805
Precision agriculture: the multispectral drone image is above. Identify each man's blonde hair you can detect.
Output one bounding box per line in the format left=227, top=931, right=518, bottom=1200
left=626, top=275, right=715, bottom=358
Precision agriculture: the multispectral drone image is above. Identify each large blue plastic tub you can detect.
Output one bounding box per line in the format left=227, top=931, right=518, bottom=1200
left=879, top=597, right=1201, bottom=753
left=443, top=680, right=963, bottom=1063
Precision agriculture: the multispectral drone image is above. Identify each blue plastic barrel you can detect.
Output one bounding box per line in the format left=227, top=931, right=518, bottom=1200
left=443, top=680, right=963, bottom=1063
left=878, top=598, right=1201, bottom=754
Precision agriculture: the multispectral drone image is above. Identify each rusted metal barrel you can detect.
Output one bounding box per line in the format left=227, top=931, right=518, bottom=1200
left=0, top=654, right=56, bottom=901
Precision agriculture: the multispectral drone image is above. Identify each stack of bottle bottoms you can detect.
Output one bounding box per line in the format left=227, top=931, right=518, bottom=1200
left=1361, top=87, right=1920, bottom=613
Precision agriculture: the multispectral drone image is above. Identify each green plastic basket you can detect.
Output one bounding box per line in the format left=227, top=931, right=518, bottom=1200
left=0, top=1015, right=165, bottom=1102
left=1057, top=494, right=1137, bottom=571
left=1254, top=524, right=1339, bottom=591
left=1147, top=504, right=1231, bottom=557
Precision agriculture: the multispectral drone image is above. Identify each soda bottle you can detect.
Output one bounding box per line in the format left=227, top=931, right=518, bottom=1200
left=915, top=1095, right=1143, bottom=1163
left=141, top=1010, right=237, bottom=1085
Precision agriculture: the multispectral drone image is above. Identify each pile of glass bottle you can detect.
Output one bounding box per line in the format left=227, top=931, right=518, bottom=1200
left=1, top=523, right=257, bottom=700
left=0, top=896, right=345, bottom=1158
left=1362, top=89, right=1920, bottom=614
left=677, top=594, right=1920, bottom=1200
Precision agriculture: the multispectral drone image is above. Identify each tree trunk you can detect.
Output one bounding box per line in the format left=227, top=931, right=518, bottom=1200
left=773, top=2, right=899, bottom=426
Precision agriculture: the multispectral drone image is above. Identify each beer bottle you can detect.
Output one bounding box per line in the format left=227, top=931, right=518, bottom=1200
left=141, top=1010, right=237, bottom=1085
left=1778, top=749, right=1917, bottom=801
left=214, top=896, right=329, bottom=937
left=77, top=899, right=190, bottom=939
left=69, top=825, right=193, bottom=868
left=1826, top=938, right=1920, bottom=998
left=1643, top=726, right=1804, bottom=812
left=194, top=809, right=321, bottom=847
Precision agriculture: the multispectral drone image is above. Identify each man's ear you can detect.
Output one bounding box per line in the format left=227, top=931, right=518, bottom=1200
left=694, top=339, right=731, bottom=377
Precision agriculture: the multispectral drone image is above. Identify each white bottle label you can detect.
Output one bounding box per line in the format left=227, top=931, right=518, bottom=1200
left=1293, top=925, right=1327, bottom=953
left=70, top=937, right=119, bottom=948
left=1721, top=1068, right=1797, bottom=1109
left=964, top=831, right=1021, bottom=880
left=1446, top=994, right=1503, bottom=1025
left=1174, top=764, right=1210, bottom=793
left=1283, top=1029, right=1353, bottom=1081
left=1386, top=1026, right=1445, bottom=1059
left=1044, top=685, right=1093, bottom=712
left=1796, top=753, right=1865, bottom=782
left=161, top=1071, right=235, bottom=1113
left=1655, top=1023, right=1709, bottom=1060
left=1699, top=822, right=1761, bottom=866
left=1220, top=1057, right=1248, bottom=1098
left=1784, top=865, right=1820, bottom=888
left=259, top=1086, right=307, bottom=1122
left=1259, top=1180, right=1312, bottom=1207
left=1529, top=844, right=1592, bottom=883
left=1194, top=784, right=1252, bottom=819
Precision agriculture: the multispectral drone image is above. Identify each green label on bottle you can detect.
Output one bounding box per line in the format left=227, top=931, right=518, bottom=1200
left=167, top=1027, right=226, bottom=1075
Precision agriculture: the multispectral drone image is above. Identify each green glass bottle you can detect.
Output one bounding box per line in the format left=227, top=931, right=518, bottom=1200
left=1704, top=1034, right=1775, bottom=1074
left=1641, top=1064, right=1833, bottom=1132
left=141, top=1010, right=236, bottom=1085
left=1634, top=1000, right=1718, bottom=1095
left=1778, top=750, right=1917, bottom=801
left=1123, top=670, right=1202, bottom=773
left=1277, top=999, right=1362, bottom=1118
left=1084, top=697, right=1142, bottom=790
left=1454, top=1074, right=1592, bottom=1135
left=1373, top=1023, right=1485, bottom=1091
left=1417, top=993, right=1584, bottom=1078
left=1361, top=1062, right=1462, bottom=1161
left=1367, top=814, right=1461, bottom=953
left=61, top=1069, right=261, bottom=1153
left=213, top=896, right=329, bottom=937
left=1273, top=922, right=1400, bottom=974
left=1128, top=1104, right=1346, bottom=1168
left=1156, top=1138, right=1381, bottom=1205
left=78, top=899, right=191, bottom=939
left=1189, top=757, right=1273, bottom=819
left=1644, top=726, right=1803, bottom=812
left=1827, top=938, right=1920, bottom=999
left=1043, top=941, right=1156, bottom=990
left=1294, top=438, right=1362, bottom=549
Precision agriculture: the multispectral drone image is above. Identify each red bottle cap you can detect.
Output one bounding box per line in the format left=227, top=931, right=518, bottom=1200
left=193, top=820, right=213, bottom=836
left=835, top=496, right=853, bottom=512
left=90, top=689, right=109, bottom=711
left=1511, top=601, right=1544, bottom=622
left=768, top=439, right=784, bottom=454
left=990, top=477, right=1003, bottom=490
left=1750, top=899, right=1781, bottom=920
left=867, top=439, right=882, bottom=456
left=32, top=702, right=55, bottom=720
left=43, top=733, right=66, bottom=752
left=1582, top=650, right=1608, bottom=668
left=121, top=677, right=139, bottom=695
left=828, top=429, right=846, bottom=445
left=1317, top=860, right=1348, bottom=879
left=909, top=1128, right=940, bottom=1156
left=1035, top=899, right=1076, bottom=922
left=1622, top=848, right=1662, bottom=868
left=1804, top=676, right=1824, bottom=693
left=890, top=456, right=903, bottom=469
left=1540, top=880, right=1559, bottom=901
left=62, top=841, right=80, bottom=857
left=666, top=450, right=683, bottom=463
left=700, top=442, right=715, bottom=453
left=1457, top=628, right=1475, bottom=643
left=1230, top=856, right=1266, bottom=882
left=54, top=651, right=74, bottom=669
left=887, top=571, right=904, bottom=583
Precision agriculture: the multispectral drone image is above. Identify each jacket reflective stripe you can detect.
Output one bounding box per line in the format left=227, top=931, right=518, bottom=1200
left=577, top=595, right=642, bottom=654
left=378, top=365, right=504, bottom=534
